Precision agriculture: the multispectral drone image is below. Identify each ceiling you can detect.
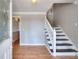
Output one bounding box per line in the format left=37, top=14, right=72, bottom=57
left=12, top=0, right=53, bottom=12
left=12, top=0, right=75, bottom=13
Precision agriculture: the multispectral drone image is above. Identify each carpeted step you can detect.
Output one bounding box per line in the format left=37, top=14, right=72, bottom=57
left=56, top=43, right=72, bottom=46
left=56, top=49, right=77, bottom=52
left=56, top=39, right=69, bottom=41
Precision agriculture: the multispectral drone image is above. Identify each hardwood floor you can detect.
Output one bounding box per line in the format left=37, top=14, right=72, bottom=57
left=13, top=40, right=78, bottom=59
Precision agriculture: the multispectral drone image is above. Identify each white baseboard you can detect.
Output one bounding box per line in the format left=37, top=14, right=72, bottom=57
left=20, top=43, right=45, bottom=46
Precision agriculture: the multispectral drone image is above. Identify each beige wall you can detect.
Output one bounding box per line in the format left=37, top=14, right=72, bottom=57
left=53, top=4, right=78, bottom=48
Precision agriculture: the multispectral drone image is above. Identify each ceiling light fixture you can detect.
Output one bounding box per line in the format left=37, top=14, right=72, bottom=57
left=32, top=0, right=37, bottom=4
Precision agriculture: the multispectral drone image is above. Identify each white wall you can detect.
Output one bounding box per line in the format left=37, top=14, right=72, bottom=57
left=53, top=4, right=78, bottom=48
left=14, top=14, right=45, bottom=45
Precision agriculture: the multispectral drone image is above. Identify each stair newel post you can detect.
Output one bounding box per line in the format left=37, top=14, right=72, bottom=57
left=53, top=28, right=56, bottom=56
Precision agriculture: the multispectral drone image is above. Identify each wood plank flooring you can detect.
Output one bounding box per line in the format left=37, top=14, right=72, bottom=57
left=13, top=40, right=78, bottom=59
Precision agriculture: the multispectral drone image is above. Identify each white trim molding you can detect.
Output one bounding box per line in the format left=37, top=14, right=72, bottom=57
left=13, top=12, right=46, bottom=15
left=20, top=43, right=45, bottom=46
left=56, top=52, right=78, bottom=56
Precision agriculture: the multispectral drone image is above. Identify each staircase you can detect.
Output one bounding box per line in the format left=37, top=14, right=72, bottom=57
left=44, top=19, right=78, bottom=56
left=55, top=26, right=77, bottom=56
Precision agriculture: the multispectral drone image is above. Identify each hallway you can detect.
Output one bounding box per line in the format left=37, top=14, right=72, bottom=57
left=13, top=40, right=78, bottom=59
left=13, top=40, right=53, bottom=59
